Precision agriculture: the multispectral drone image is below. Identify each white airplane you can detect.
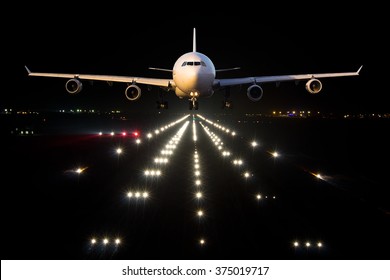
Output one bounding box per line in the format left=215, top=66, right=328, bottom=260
left=25, top=28, right=362, bottom=110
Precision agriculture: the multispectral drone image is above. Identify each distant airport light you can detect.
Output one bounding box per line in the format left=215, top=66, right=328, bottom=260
left=273, top=196, right=276, bottom=199
left=272, top=151, right=279, bottom=158
left=147, top=133, right=153, bottom=139
left=199, top=239, right=205, bottom=245
left=317, top=242, right=323, bottom=248
left=195, top=171, right=200, bottom=176
left=305, top=242, right=311, bottom=247
left=196, top=192, right=202, bottom=199
left=135, top=192, right=141, bottom=198
left=103, top=238, right=109, bottom=245
left=91, top=238, right=97, bottom=245
left=143, top=192, right=149, bottom=198
left=244, top=172, right=251, bottom=178
left=133, top=131, right=139, bottom=137
left=195, top=180, right=201, bottom=186
left=98, top=132, right=103, bottom=136
left=127, top=192, right=133, bottom=198
left=110, top=132, right=115, bottom=136
left=315, top=173, right=323, bottom=179
left=75, top=167, right=87, bottom=174
left=293, top=241, right=299, bottom=247
left=251, top=141, right=258, bottom=147
left=256, top=194, right=262, bottom=200
left=122, top=132, right=127, bottom=136
left=197, top=210, right=204, bottom=217
left=115, top=239, right=121, bottom=245
left=135, top=139, right=141, bottom=144
left=231, top=131, right=236, bottom=136
left=116, top=148, right=122, bottom=154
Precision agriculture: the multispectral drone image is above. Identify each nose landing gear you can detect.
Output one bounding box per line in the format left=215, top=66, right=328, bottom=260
left=189, top=98, right=199, bottom=110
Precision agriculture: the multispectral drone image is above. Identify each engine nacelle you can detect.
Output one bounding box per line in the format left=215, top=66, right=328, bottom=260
left=247, top=84, right=264, bottom=101
left=305, top=78, right=322, bottom=94
left=125, top=84, right=142, bottom=101
left=65, top=78, right=83, bottom=94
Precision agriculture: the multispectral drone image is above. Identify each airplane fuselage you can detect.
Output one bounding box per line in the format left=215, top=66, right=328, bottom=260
left=172, top=52, right=215, bottom=99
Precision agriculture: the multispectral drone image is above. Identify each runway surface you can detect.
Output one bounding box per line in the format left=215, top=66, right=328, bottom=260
left=2, top=112, right=389, bottom=260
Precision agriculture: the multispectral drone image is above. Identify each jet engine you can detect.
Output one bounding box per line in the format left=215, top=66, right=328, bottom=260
left=65, top=79, right=83, bottom=94
left=305, top=78, right=322, bottom=94
left=125, top=84, right=142, bottom=101
left=247, top=84, right=264, bottom=101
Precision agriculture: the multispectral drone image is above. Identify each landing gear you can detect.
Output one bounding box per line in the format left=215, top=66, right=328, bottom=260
left=156, top=90, right=168, bottom=109
left=189, top=98, right=199, bottom=110
left=222, top=87, right=233, bottom=109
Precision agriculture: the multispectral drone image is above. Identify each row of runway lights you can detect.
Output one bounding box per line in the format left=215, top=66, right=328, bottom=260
left=96, top=115, right=190, bottom=142
left=199, top=122, right=253, bottom=180
left=193, top=120, right=206, bottom=246
left=88, top=238, right=324, bottom=248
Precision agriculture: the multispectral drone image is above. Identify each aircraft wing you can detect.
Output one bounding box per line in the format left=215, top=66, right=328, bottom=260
left=215, top=65, right=363, bottom=87
left=25, top=67, right=173, bottom=88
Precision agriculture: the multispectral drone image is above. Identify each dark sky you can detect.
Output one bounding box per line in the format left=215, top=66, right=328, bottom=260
left=5, top=4, right=387, bottom=114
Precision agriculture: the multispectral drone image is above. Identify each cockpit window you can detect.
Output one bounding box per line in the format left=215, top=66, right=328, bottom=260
left=182, top=61, right=206, bottom=67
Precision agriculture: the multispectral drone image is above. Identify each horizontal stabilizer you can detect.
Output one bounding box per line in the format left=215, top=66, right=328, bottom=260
left=148, top=67, right=173, bottom=72
left=216, top=67, right=241, bottom=72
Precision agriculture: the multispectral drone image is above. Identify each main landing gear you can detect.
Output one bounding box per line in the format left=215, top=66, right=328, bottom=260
left=189, top=98, right=199, bottom=110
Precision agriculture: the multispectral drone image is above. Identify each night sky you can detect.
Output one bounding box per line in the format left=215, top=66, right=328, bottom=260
left=5, top=3, right=387, bottom=114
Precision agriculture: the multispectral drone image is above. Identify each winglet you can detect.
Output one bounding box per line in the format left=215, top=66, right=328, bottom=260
left=25, top=65, right=31, bottom=74
left=193, top=27, right=196, bottom=52
left=356, top=65, right=363, bottom=74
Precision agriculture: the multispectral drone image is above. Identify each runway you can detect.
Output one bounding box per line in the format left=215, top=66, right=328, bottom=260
left=2, top=112, right=389, bottom=260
